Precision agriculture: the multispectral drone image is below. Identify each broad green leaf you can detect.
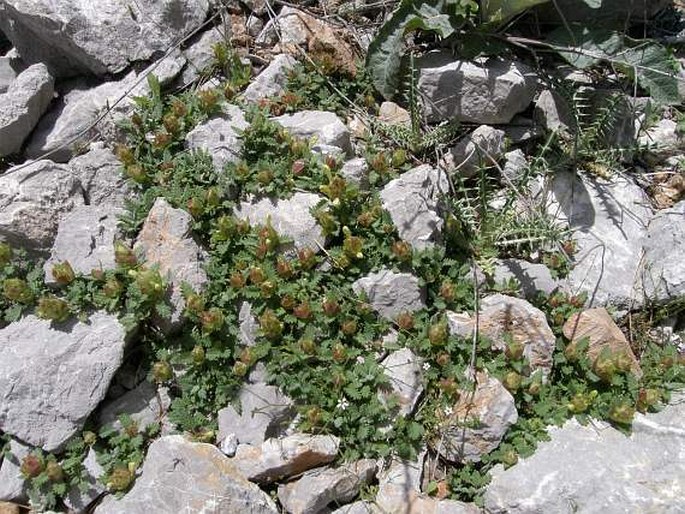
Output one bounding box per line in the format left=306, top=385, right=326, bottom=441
left=482, top=0, right=550, bottom=24
left=618, top=41, right=679, bottom=105
left=549, top=26, right=623, bottom=69
left=366, top=0, right=477, bottom=99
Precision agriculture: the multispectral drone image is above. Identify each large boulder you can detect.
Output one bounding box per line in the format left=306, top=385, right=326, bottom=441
left=548, top=170, right=652, bottom=309
left=0, top=312, right=127, bottom=452
left=380, top=165, right=448, bottom=250
left=417, top=52, right=537, bottom=124
left=0, top=63, right=54, bottom=156
left=484, top=393, right=685, bottom=513
left=95, top=435, right=278, bottom=514
left=0, top=0, right=209, bottom=77
left=0, top=159, right=85, bottom=252
left=135, top=198, right=208, bottom=332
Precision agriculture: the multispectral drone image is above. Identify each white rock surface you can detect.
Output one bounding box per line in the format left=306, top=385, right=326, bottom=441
left=441, top=125, right=506, bottom=177
left=0, top=439, right=29, bottom=503
left=274, top=110, right=352, bottom=156
left=243, top=54, right=298, bottom=102
left=69, top=142, right=131, bottom=208
left=185, top=105, right=248, bottom=172
left=0, top=63, right=54, bottom=156
left=380, top=165, right=448, bottom=250
left=352, top=269, right=426, bottom=320
left=379, top=348, right=424, bottom=417
left=492, top=259, right=560, bottom=298
left=417, top=52, right=537, bottom=124
left=95, top=435, right=278, bottom=514
left=485, top=393, right=685, bottom=513
left=0, top=0, right=209, bottom=77
left=0, top=312, right=127, bottom=452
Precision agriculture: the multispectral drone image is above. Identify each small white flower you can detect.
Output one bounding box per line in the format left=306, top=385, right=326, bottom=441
left=336, top=396, right=350, bottom=411
left=356, top=356, right=365, bottom=365
left=443, top=406, right=454, bottom=417
left=422, top=362, right=431, bottom=371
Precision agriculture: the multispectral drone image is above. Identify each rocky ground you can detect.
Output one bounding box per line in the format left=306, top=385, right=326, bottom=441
left=0, top=1, right=684, bottom=513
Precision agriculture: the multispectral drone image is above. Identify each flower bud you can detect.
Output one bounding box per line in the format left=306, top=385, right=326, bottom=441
left=152, top=360, right=173, bottom=383
left=51, top=261, right=76, bottom=286
left=0, top=242, right=12, bottom=267
left=20, top=454, right=44, bottom=478
left=3, top=278, right=34, bottom=304
left=37, top=296, right=70, bottom=322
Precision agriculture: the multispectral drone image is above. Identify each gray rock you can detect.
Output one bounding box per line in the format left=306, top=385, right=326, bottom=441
left=217, top=382, right=294, bottom=446
left=380, top=165, right=448, bottom=250
left=435, top=372, right=517, bottom=463
left=501, top=149, right=528, bottom=183
left=0, top=312, right=126, bottom=452
left=639, top=118, right=683, bottom=158
left=642, top=199, right=685, bottom=302
left=484, top=393, right=685, bottom=514
left=0, top=159, right=85, bottom=252
left=95, top=435, right=278, bottom=514
left=69, top=142, right=130, bottom=208
left=504, top=116, right=544, bottom=144
left=441, top=125, right=506, bottom=177
left=0, top=56, right=18, bottom=94
left=0, top=0, right=208, bottom=77
left=492, top=259, right=560, bottom=299
left=278, top=459, right=377, bottom=514
left=63, top=448, right=105, bottom=514
left=245, top=0, right=267, bottom=15
left=352, top=269, right=426, bottom=320
left=548, top=170, right=652, bottom=309
left=379, top=348, right=424, bottom=417
left=135, top=198, right=208, bottom=332
left=185, top=105, right=249, bottom=172
left=378, top=101, right=411, bottom=126
left=0, top=63, right=54, bottom=156
left=231, top=434, right=340, bottom=484
left=534, top=89, right=574, bottom=138
left=0, top=439, right=29, bottom=503
left=98, top=381, right=171, bottom=432
left=417, top=52, right=537, bottom=124
left=239, top=301, right=259, bottom=347
left=340, top=158, right=369, bottom=190
left=243, top=54, right=298, bottom=102
left=376, top=456, right=479, bottom=513
left=27, top=55, right=185, bottom=161
left=221, top=434, right=239, bottom=457
left=274, top=110, right=352, bottom=156
left=43, top=205, right=122, bottom=285
left=247, top=15, right=264, bottom=37
left=234, top=192, right=325, bottom=253
left=179, top=27, right=225, bottom=87
left=331, top=501, right=380, bottom=514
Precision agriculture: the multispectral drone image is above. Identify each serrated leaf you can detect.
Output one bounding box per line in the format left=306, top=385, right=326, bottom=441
left=619, top=41, right=679, bottom=105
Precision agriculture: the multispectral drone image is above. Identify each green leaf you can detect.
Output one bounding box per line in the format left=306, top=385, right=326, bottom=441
left=618, top=41, right=679, bottom=105
left=482, top=0, right=550, bottom=24
left=366, top=0, right=477, bottom=99
left=549, top=26, right=623, bottom=69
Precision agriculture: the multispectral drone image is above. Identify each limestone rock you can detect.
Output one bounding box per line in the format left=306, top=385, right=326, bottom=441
left=256, top=7, right=357, bottom=76
left=642, top=199, right=685, bottom=303
left=417, top=52, right=537, bottom=124
left=534, top=89, right=574, bottom=138
left=340, top=158, right=369, bottom=190
left=63, top=448, right=105, bottom=514
left=0, top=439, right=29, bottom=503
left=185, top=105, right=249, bottom=172
left=447, top=294, right=556, bottom=378
left=69, top=142, right=131, bottom=208
left=563, top=308, right=641, bottom=377
left=548, top=170, right=652, bottom=309
left=501, top=149, right=528, bottom=183
left=441, top=125, right=506, bottom=177
left=217, top=382, right=294, bottom=446
left=435, top=372, right=517, bottom=463
left=277, top=459, right=377, bottom=514
left=484, top=393, right=685, bottom=513
left=0, top=159, right=85, bottom=252
left=98, top=381, right=171, bottom=432
left=0, top=0, right=209, bottom=77
left=0, top=56, right=18, bottom=94
left=639, top=119, right=682, bottom=158
left=352, top=269, right=426, bottom=320
left=491, top=259, right=560, bottom=299
left=243, top=54, right=298, bottom=102
left=379, top=348, right=424, bottom=417
left=234, top=192, right=325, bottom=253
left=179, top=27, right=225, bottom=87
left=378, top=101, right=411, bottom=126
left=43, top=205, right=121, bottom=285
left=0, top=63, right=54, bottom=156
left=274, top=110, right=352, bottom=156
left=380, top=165, right=448, bottom=250
left=95, top=435, right=278, bottom=514
left=231, top=434, right=340, bottom=484
left=135, top=198, right=208, bottom=332
left=376, top=456, right=479, bottom=514
left=239, top=301, right=259, bottom=347
left=27, top=55, right=185, bottom=161
left=0, top=312, right=126, bottom=451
